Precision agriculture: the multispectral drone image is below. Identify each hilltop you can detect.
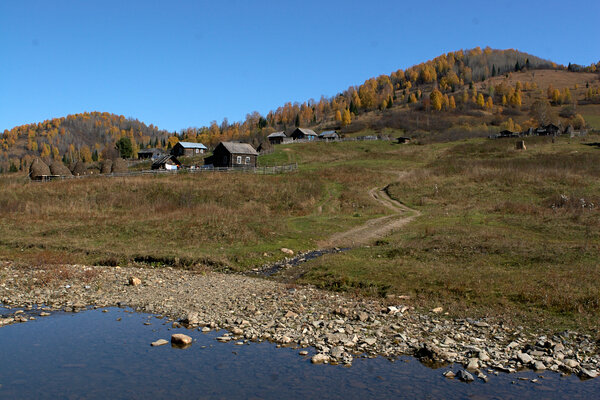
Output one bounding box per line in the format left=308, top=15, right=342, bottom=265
left=1, top=47, right=599, bottom=173
left=0, top=112, right=173, bottom=172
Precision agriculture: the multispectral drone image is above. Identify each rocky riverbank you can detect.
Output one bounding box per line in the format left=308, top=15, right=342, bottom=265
left=0, top=261, right=598, bottom=382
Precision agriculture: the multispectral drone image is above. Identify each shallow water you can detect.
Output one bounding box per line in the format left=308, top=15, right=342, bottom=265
left=0, top=307, right=597, bottom=399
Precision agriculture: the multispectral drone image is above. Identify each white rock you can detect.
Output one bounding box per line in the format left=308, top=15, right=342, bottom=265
left=311, top=353, right=330, bottom=364
left=533, top=361, right=546, bottom=371
left=564, top=359, right=579, bottom=369
left=517, top=352, right=533, bottom=364
left=457, top=370, right=474, bottom=382
left=579, top=369, right=598, bottom=379
left=232, top=327, right=243, bottom=335
left=467, top=359, right=479, bottom=370
left=280, top=248, right=294, bottom=256
left=151, top=339, right=168, bottom=347
left=443, top=371, right=455, bottom=378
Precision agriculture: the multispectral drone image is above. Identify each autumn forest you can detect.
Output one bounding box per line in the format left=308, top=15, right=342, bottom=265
left=1, top=47, right=599, bottom=173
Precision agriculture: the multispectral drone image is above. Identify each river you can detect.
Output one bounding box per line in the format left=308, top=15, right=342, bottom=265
left=0, top=307, right=597, bottom=399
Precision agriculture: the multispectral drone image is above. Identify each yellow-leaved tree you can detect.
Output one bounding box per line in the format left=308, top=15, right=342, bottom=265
left=335, top=110, right=342, bottom=122
left=476, top=93, right=485, bottom=108
left=430, top=89, right=443, bottom=111
left=341, top=109, right=352, bottom=126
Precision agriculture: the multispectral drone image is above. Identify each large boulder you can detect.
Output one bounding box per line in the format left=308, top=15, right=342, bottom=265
left=29, top=158, right=50, bottom=179
left=49, top=161, right=72, bottom=177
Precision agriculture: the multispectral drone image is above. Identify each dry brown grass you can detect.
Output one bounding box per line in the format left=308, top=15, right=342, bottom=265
left=0, top=159, right=393, bottom=269
left=296, top=135, right=600, bottom=333
left=478, top=70, right=599, bottom=92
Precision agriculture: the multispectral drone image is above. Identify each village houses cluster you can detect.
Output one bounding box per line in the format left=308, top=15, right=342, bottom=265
left=139, top=127, right=340, bottom=171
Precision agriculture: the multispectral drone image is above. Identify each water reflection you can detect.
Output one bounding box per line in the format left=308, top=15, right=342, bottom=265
left=0, top=307, right=597, bottom=399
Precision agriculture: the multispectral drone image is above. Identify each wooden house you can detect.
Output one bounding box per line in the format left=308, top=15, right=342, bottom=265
left=498, top=130, right=518, bottom=138
left=267, top=131, right=287, bottom=145
left=290, top=128, right=318, bottom=141
left=171, top=141, right=208, bottom=157
left=319, top=130, right=339, bottom=141
left=152, top=154, right=181, bottom=170
left=138, top=148, right=165, bottom=160
left=535, top=123, right=560, bottom=136
left=204, top=142, right=258, bottom=168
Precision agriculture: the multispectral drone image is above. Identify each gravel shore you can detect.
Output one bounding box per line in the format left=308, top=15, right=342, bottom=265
left=0, top=261, right=598, bottom=381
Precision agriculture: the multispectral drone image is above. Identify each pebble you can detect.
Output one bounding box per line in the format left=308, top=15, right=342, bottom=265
left=443, top=371, right=455, bottom=379
left=457, top=370, right=474, bottom=382
left=128, top=277, right=142, bottom=286
left=151, top=339, right=169, bottom=347
left=171, top=334, right=192, bottom=346
left=311, top=354, right=330, bottom=364
left=0, top=263, right=597, bottom=384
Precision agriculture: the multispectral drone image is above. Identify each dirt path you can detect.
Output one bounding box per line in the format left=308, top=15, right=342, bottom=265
left=318, top=180, right=420, bottom=248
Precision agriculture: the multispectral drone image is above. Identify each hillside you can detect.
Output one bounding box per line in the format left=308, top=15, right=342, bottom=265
left=2, top=47, right=599, bottom=173
left=1, top=132, right=599, bottom=333
left=0, top=112, right=172, bottom=172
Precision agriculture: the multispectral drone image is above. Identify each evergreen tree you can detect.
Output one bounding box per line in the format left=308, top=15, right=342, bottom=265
left=115, top=137, right=133, bottom=158
left=515, top=61, right=521, bottom=71
left=492, top=64, right=496, bottom=77
left=92, top=149, right=99, bottom=162
left=9, top=162, right=18, bottom=173
left=294, top=114, right=300, bottom=127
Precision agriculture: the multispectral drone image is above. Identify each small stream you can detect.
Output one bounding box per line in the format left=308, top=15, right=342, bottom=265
left=248, top=247, right=349, bottom=277
left=0, top=306, right=597, bottom=399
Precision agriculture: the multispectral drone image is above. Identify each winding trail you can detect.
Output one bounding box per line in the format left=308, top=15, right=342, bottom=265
left=319, top=181, right=420, bottom=249
left=250, top=173, right=421, bottom=277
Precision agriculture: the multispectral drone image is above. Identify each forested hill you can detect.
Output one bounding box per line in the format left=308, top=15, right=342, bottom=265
left=2, top=47, right=599, bottom=173
left=1, top=112, right=172, bottom=171
left=172, top=47, right=598, bottom=147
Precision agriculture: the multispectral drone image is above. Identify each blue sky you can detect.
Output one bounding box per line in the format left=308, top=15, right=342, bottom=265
left=1, top=0, right=599, bottom=132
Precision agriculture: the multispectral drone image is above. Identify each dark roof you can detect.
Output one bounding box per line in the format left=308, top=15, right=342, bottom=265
left=218, top=142, right=259, bottom=156
left=176, top=141, right=207, bottom=150
left=152, top=154, right=180, bottom=167
left=267, top=131, right=287, bottom=138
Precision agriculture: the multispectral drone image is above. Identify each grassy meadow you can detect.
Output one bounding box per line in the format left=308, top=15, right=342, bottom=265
left=1, top=134, right=600, bottom=332
left=290, top=135, right=600, bottom=332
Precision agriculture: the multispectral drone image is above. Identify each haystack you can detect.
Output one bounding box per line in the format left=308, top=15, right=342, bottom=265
left=111, top=158, right=128, bottom=173
left=71, top=161, right=88, bottom=176
left=29, top=158, right=50, bottom=180
left=49, top=161, right=72, bottom=177
left=100, top=159, right=113, bottom=174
